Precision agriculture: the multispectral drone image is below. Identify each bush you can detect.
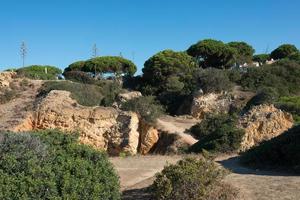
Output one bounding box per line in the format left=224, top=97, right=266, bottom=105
left=16, top=65, right=62, bottom=80
left=240, top=60, right=300, bottom=96
left=194, top=68, right=234, bottom=93
left=151, top=157, right=237, bottom=200
left=243, top=87, right=279, bottom=111
left=121, top=96, right=164, bottom=124
left=63, top=71, right=96, bottom=84
left=276, top=96, right=300, bottom=124
left=189, top=114, right=245, bottom=153
left=0, top=130, right=120, bottom=199
left=241, top=125, right=300, bottom=173
left=39, top=81, right=104, bottom=106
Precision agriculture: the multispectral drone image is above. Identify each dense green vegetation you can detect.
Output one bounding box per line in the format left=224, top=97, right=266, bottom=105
left=121, top=96, right=164, bottom=123
left=187, top=39, right=236, bottom=69
left=241, top=125, right=300, bottom=173
left=151, top=157, right=237, bottom=200
left=189, top=114, right=245, bottom=153
left=228, top=41, right=255, bottom=65
left=65, top=56, right=137, bottom=76
left=0, top=130, right=120, bottom=199
left=270, top=44, right=299, bottom=60
left=16, top=65, right=62, bottom=80
left=240, top=60, right=300, bottom=96
left=276, top=96, right=300, bottom=124
left=252, top=54, right=270, bottom=64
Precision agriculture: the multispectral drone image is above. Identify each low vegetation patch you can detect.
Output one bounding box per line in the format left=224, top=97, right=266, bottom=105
left=121, top=96, right=164, bottom=124
left=0, top=130, right=120, bottom=199
left=189, top=114, right=245, bottom=153
left=16, top=65, right=62, bottom=80
left=39, top=80, right=121, bottom=107
left=276, top=96, right=300, bottom=124
left=241, top=125, right=300, bottom=173
left=151, top=157, right=237, bottom=200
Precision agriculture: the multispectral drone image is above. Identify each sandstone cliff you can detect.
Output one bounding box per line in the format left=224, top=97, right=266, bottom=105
left=15, top=90, right=140, bottom=155
left=0, top=72, right=16, bottom=88
left=238, top=104, right=294, bottom=151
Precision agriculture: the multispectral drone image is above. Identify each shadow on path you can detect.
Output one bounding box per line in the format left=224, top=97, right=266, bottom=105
left=217, top=155, right=297, bottom=177
left=122, top=187, right=152, bottom=200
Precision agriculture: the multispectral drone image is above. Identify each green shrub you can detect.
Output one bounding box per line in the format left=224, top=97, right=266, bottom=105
left=241, top=125, right=300, bottom=173
left=240, top=60, right=300, bottom=96
left=100, top=81, right=122, bottom=107
left=39, top=81, right=104, bottom=106
left=151, top=157, right=237, bottom=200
left=189, top=114, right=245, bottom=153
left=121, top=96, right=164, bottom=124
left=63, top=71, right=96, bottom=84
left=0, top=130, right=120, bottom=199
left=243, top=87, right=279, bottom=111
left=16, top=65, right=62, bottom=80
left=276, top=96, right=300, bottom=124
left=194, top=68, right=234, bottom=93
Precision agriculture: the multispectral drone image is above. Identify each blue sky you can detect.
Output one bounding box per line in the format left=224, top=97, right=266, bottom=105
left=1, top=0, right=299, bottom=74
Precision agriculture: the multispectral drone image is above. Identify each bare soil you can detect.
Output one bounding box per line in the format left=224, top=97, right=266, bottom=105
left=112, top=154, right=300, bottom=200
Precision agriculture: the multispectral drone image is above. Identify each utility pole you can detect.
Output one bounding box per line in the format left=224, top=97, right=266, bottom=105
left=20, top=41, right=27, bottom=67
left=92, top=43, right=98, bottom=78
left=92, top=43, right=98, bottom=58
left=119, top=52, right=123, bottom=58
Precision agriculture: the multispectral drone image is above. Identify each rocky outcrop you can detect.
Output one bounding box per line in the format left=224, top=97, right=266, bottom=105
left=16, top=90, right=140, bottom=155
left=118, top=91, right=142, bottom=102
left=190, top=87, right=255, bottom=120
left=238, top=104, right=294, bottom=151
left=191, top=92, right=232, bottom=119
left=138, top=120, right=159, bottom=155
left=0, top=72, right=16, bottom=88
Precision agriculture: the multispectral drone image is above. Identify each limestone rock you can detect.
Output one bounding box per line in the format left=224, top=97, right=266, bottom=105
left=138, top=120, right=159, bottom=155
left=118, top=91, right=142, bottom=102
left=17, top=90, right=140, bottom=155
left=191, top=92, right=232, bottom=119
left=0, top=72, right=16, bottom=88
left=238, top=104, right=294, bottom=151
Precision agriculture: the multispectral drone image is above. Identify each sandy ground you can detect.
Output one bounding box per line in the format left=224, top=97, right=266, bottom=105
left=156, top=115, right=199, bottom=145
left=0, top=80, right=42, bottom=131
left=112, top=154, right=300, bottom=200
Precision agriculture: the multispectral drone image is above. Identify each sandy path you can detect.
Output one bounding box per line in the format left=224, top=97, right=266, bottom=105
left=156, top=115, right=199, bottom=145
left=113, top=154, right=300, bottom=200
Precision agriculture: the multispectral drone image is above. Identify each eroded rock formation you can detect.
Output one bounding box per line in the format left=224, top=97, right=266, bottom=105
left=0, top=72, right=16, bottom=88
left=15, top=90, right=140, bottom=155
left=238, top=104, right=294, bottom=151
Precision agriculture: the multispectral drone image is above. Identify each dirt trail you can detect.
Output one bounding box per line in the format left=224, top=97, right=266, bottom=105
left=112, top=154, right=300, bottom=200
left=0, top=80, right=42, bottom=131
left=156, top=115, right=199, bottom=145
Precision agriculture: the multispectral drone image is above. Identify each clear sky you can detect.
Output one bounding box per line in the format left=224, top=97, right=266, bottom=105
left=1, top=0, right=299, bottom=74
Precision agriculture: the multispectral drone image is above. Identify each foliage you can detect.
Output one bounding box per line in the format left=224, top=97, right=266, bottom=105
left=252, top=54, right=270, bottom=64
left=194, top=68, right=234, bottom=93
left=288, top=52, right=300, bottom=64
left=141, top=50, right=197, bottom=114
left=39, top=81, right=104, bottom=106
left=240, top=60, right=300, bottom=96
left=189, top=114, right=245, bottom=153
left=241, top=125, right=300, bottom=173
left=0, top=130, right=120, bottom=199
left=276, top=96, right=300, bottom=124
left=65, top=56, right=137, bottom=76
left=16, top=65, right=62, bottom=80
left=228, top=41, right=255, bottom=65
left=187, top=39, right=236, bottom=69
left=64, top=61, right=86, bottom=72
left=100, top=81, right=122, bottom=107
left=151, top=157, right=237, bottom=200
left=63, top=70, right=96, bottom=84
left=244, top=87, right=279, bottom=111
left=121, top=96, right=164, bottom=123
left=270, top=44, right=299, bottom=60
